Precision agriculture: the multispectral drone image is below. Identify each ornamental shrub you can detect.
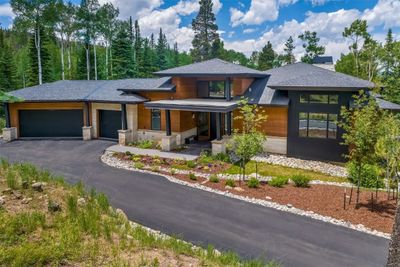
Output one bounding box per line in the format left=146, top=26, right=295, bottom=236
left=186, top=160, right=196, bottom=169
left=188, top=173, right=197, bottom=180
left=347, top=162, right=384, bottom=188
left=247, top=177, right=260, bottom=188
left=225, top=179, right=236, bottom=187
left=209, top=174, right=219, bottom=183
left=134, top=162, right=144, bottom=169
left=269, top=176, right=288, bottom=188
left=291, top=174, right=311, bottom=188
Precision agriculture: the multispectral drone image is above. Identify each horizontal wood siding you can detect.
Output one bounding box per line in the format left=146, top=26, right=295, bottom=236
left=233, top=106, right=288, bottom=137
left=232, top=78, right=254, bottom=96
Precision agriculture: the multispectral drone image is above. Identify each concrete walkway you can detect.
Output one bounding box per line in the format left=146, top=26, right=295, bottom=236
left=106, top=144, right=199, bottom=161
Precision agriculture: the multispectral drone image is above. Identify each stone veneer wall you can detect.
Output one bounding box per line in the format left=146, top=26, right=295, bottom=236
left=137, top=127, right=197, bottom=146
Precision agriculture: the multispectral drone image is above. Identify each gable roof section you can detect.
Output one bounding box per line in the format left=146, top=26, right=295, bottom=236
left=155, top=58, right=267, bottom=77
left=116, top=77, right=175, bottom=91
left=266, top=62, right=375, bottom=90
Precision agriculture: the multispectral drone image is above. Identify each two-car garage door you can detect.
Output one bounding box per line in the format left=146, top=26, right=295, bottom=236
left=19, top=110, right=84, bottom=138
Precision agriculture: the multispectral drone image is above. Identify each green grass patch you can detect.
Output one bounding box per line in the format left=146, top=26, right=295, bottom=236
left=225, top=161, right=347, bottom=183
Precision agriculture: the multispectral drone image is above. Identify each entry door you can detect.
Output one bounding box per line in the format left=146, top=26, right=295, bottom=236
left=19, top=109, right=83, bottom=138
left=197, top=112, right=209, bottom=141
left=99, top=110, right=121, bottom=140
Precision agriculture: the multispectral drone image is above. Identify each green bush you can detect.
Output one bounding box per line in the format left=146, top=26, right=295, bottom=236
left=186, top=160, right=196, bottom=169
left=213, top=153, right=231, bottom=163
left=134, top=162, right=145, bottom=169
left=269, top=176, right=288, bottom=188
left=0, top=117, right=5, bottom=135
left=347, top=162, right=384, bottom=188
left=209, top=174, right=219, bottom=183
left=188, top=173, right=197, bottom=180
left=247, top=177, right=260, bottom=188
left=291, top=174, right=311, bottom=188
left=170, top=169, right=176, bottom=175
left=225, top=179, right=235, bottom=187
left=137, top=140, right=155, bottom=149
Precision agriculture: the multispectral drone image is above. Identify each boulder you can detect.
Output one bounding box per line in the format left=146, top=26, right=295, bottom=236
left=48, top=201, right=62, bottom=212
left=265, top=196, right=272, bottom=200
left=225, top=185, right=233, bottom=190
left=233, top=187, right=244, bottom=192
left=13, top=191, right=22, bottom=200
left=21, top=181, right=29, bottom=189
left=32, top=182, right=43, bottom=192
left=77, top=197, right=86, bottom=206
left=21, top=197, right=32, bottom=204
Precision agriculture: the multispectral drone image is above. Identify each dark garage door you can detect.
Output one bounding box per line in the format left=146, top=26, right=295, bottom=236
left=19, top=109, right=83, bottom=138
left=99, top=110, right=121, bottom=139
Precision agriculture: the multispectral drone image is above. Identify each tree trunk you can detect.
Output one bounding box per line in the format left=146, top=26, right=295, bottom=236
left=110, top=48, right=113, bottom=78
left=35, top=27, right=43, bottom=85
left=93, top=43, right=98, bottom=80
left=356, top=163, right=362, bottom=206
left=105, top=45, right=109, bottom=79
left=60, top=37, right=65, bottom=80
left=86, top=44, right=90, bottom=81
left=67, top=45, right=72, bottom=79
left=387, top=200, right=400, bottom=266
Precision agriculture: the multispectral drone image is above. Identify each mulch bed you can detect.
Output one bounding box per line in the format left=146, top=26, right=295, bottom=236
left=204, top=180, right=396, bottom=234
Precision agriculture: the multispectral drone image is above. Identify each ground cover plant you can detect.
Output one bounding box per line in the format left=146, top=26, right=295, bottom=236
left=268, top=177, right=289, bottom=188
left=0, top=160, right=278, bottom=267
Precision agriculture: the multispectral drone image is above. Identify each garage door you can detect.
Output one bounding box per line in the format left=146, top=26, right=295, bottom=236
left=19, top=109, right=83, bottom=138
left=99, top=110, right=121, bottom=139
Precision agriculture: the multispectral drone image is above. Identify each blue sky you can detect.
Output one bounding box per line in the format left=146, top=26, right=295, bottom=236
left=1, top=0, right=399, bottom=60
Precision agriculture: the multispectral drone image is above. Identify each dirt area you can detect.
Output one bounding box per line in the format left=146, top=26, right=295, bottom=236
left=204, top=180, right=396, bottom=233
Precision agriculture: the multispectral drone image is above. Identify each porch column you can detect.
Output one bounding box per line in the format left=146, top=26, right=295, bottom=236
left=165, top=109, right=171, bottom=136
left=216, top=112, right=222, bottom=140
left=225, top=77, right=231, bottom=101
left=121, top=103, right=127, bottom=130
left=226, top=111, right=232, bottom=136
left=3, top=103, right=10, bottom=128
left=82, top=102, right=93, bottom=141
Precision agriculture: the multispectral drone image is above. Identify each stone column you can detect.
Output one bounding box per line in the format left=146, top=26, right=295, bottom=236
left=118, top=129, right=133, bottom=146
left=161, top=134, right=177, bottom=151
left=3, top=127, right=17, bottom=142
left=211, top=138, right=227, bottom=155
left=82, top=126, right=93, bottom=141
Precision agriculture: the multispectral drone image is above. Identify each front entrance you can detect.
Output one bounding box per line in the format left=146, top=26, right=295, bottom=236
left=197, top=112, right=217, bottom=141
left=98, top=110, right=121, bottom=140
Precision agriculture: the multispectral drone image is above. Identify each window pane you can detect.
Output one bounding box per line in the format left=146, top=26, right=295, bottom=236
left=151, top=109, right=161, bottom=130
left=329, top=95, right=339, bottom=104
left=309, top=94, right=329, bottom=104
left=308, top=113, right=327, bottom=138
left=209, top=81, right=225, bottom=98
left=299, top=112, right=308, bottom=137
left=300, top=95, right=309, bottom=103
left=328, top=114, right=338, bottom=139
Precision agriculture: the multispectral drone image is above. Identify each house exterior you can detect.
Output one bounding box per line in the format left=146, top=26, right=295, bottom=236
left=3, top=58, right=400, bottom=162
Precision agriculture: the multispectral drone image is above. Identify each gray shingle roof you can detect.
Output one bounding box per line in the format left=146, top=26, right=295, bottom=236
left=9, top=78, right=173, bottom=103
left=155, top=58, right=267, bottom=77
left=240, top=78, right=289, bottom=106
left=265, top=62, right=375, bottom=90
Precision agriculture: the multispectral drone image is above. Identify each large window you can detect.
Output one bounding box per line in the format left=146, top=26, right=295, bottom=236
left=298, top=112, right=338, bottom=139
left=300, top=94, right=339, bottom=104
left=151, top=109, right=161, bottom=130
left=209, top=81, right=225, bottom=98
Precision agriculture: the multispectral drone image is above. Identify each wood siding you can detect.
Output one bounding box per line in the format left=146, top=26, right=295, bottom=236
left=9, top=102, right=85, bottom=137
left=232, top=78, right=254, bottom=96
left=233, top=106, right=288, bottom=137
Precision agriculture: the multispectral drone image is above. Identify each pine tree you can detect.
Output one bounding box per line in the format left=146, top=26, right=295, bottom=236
left=283, top=36, right=296, bottom=65
left=140, top=38, right=154, bottom=78
left=211, top=38, right=225, bottom=59
left=299, top=31, right=325, bottom=63
left=156, top=28, right=168, bottom=70
left=133, top=20, right=142, bottom=77
left=383, top=29, right=395, bottom=77
left=191, top=0, right=219, bottom=62
left=111, top=24, right=134, bottom=79
left=173, top=42, right=179, bottom=67
left=0, top=40, right=17, bottom=92
left=258, top=41, right=276, bottom=71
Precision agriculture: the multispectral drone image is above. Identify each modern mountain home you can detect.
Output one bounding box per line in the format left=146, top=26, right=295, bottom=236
left=3, top=58, right=400, bottom=162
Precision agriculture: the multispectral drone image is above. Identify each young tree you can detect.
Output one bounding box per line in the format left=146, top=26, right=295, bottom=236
left=383, top=29, right=395, bottom=78
left=230, top=98, right=267, bottom=181
left=338, top=91, right=382, bottom=205
left=172, top=42, right=179, bottom=67
left=335, top=53, right=356, bottom=76
left=298, top=31, right=325, bottom=63
left=388, top=200, right=400, bottom=266
left=11, top=0, right=57, bottom=85
left=360, top=36, right=381, bottom=81
left=343, top=19, right=370, bottom=77
left=258, top=41, right=276, bottom=70
left=283, top=36, right=296, bottom=65
left=191, top=0, right=219, bottom=62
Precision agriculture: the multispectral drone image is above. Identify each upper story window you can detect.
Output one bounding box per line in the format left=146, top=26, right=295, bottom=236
left=151, top=109, right=161, bottom=131
left=300, top=94, right=339, bottom=104
left=209, top=81, right=225, bottom=98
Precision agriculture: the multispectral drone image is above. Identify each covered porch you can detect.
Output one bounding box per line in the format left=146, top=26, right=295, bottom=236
left=144, top=98, right=237, bottom=154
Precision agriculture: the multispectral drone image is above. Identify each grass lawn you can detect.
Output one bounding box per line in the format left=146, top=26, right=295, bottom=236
left=0, top=160, right=278, bottom=267
left=224, top=161, right=348, bottom=183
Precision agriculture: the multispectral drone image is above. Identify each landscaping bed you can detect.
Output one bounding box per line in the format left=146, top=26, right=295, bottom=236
left=110, top=151, right=396, bottom=235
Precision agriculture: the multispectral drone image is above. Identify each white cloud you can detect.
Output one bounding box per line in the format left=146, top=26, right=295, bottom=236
left=279, top=0, right=298, bottom=6
left=309, top=0, right=331, bottom=6
left=230, top=0, right=279, bottom=27
left=98, top=0, right=163, bottom=19
left=243, top=28, right=258, bottom=34
left=0, top=3, right=14, bottom=18
left=362, top=0, right=400, bottom=30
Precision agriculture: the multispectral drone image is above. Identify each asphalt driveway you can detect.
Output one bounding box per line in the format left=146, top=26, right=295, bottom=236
left=0, top=140, right=389, bottom=267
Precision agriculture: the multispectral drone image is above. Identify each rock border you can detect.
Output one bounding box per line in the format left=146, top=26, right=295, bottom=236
left=101, top=152, right=390, bottom=239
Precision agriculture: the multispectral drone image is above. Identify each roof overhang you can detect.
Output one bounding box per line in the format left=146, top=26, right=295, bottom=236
left=155, top=73, right=268, bottom=78
left=268, top=86, right=371, bottom=92
left=144, top=98, right=238, bottom=113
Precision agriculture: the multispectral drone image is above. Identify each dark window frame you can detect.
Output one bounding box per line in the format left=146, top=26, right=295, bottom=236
left=299, top=94, right=339, bottom=105
left=151, top=109, right=161, bottom=131
left=298, top=111, right=338, bottom=139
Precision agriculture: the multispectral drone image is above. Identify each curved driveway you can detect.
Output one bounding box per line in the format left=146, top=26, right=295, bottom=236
left=0, top=140, right=389, bottom=267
